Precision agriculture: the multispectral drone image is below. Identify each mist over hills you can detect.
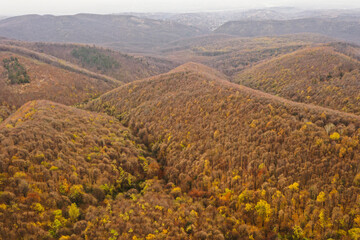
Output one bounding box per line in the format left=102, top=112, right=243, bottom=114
left=1, top=10, right=360, bottom=53
left=0, top=14, right=207, bottom=52
left=160, top=33, right=332, bottom=76
left=127, top=8, right=360, bottom=31
left=1, top=6, right=360, bottom=240
left=215, top=17, right=360, bottom=43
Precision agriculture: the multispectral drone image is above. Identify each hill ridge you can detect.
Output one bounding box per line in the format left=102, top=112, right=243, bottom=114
left=239, top=45, right=360, bottom=69
left=1, top=100, right=84, bottom=127
left=0, top=14, right=207, bottom=52
left=234, top=45, right=360, bottom=115
left=2, top=62, right=359, bottom=239
left=84, top=61, right=360, bottom=239
left=101, top=62, right=360, bottom=122
left=0, top=43, right=122, bottom=84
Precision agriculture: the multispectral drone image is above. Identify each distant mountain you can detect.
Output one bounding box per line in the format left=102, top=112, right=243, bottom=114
left=0, top=14, right=207, bottom=52
left=215, top=17, right=360, bottom=43
left=127, top=8, right=360, bottom=31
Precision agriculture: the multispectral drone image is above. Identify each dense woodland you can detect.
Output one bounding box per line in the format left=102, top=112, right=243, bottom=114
left=235, top=46, right=360, bottom=115
left=0, top=11, right=360, bottom=240
left=0, top=51, right=121, bottom=121
left=0, top=39, right=175, bottom=82
left=85, top=63, right=360, bottom=239
left=3, top=57, right=30, bottom=85
left=0, top=100, right=155, bottom=239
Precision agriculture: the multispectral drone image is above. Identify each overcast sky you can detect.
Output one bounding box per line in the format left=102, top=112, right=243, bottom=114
left=1, top=0, right=360, bottom=16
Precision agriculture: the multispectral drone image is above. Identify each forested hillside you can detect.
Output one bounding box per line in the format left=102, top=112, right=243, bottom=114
left=0, top=39, right=176, bottom=82
left=1, top=8, right=360, bottom=240
left=0, top=51, right=120, bottom=122
left=0, top=100, right=157, bottom=239
left=235, top=46, right=360, bottom=115
left=85, top=63, right=360, bottom=239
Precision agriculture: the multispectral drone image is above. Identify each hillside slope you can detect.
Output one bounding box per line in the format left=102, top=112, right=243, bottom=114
left=0, top=14, right=207, bottom=52
left=0, top=43, right=120, bottom=83
left=0, top=51, right=120, bottom=121
left=0, top=39, right=176, bottom=83
left=235, top=46, right=360, bottom=115
left=0, top=100, right=164, bottom=239
left=86, top=63, right=360, bottom=239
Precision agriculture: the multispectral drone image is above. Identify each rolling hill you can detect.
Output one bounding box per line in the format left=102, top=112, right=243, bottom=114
left=235, top=45, right=360, bottom=115
left=0, top=14, right=207, bottom=52
left=161, top=33, right=332, bottom=76
left=0, top=100, right=160, bottom=239
left=0, top=38, right=176, bottom=122
left=0, top=38, right=176, bottom=83
left=215, top=18, right=360, bottom=44
left=85, top=63, right=360, bottom=239
left=1, top=9, right=360, bottom=239
left=0, top=49, right=120, bottom=121
left=0, top=99, right=232, bottom=239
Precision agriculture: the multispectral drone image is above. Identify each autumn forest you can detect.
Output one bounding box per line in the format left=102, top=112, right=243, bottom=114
left=1, top=6, right=360, bottom=240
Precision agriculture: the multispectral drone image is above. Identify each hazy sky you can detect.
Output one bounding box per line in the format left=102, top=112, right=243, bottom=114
left=1, top=0, right=360, bottom=16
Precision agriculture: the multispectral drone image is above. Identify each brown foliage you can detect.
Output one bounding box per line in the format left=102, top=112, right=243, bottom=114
left=0, top=52, right=119, bottom=111
left=0, top=100, right=153, bottom=239
left=86, top=63, right=360, bottom=239
left=236, top=46, right=360, bottom=115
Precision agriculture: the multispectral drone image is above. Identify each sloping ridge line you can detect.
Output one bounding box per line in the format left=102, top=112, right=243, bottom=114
left=0, top=44, right=122, bottom=85
left=115, top=62, right=360, bottom=121
left=237, top=45, right=360, bottom=74
left=224, top=79, right=360, bottom=121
